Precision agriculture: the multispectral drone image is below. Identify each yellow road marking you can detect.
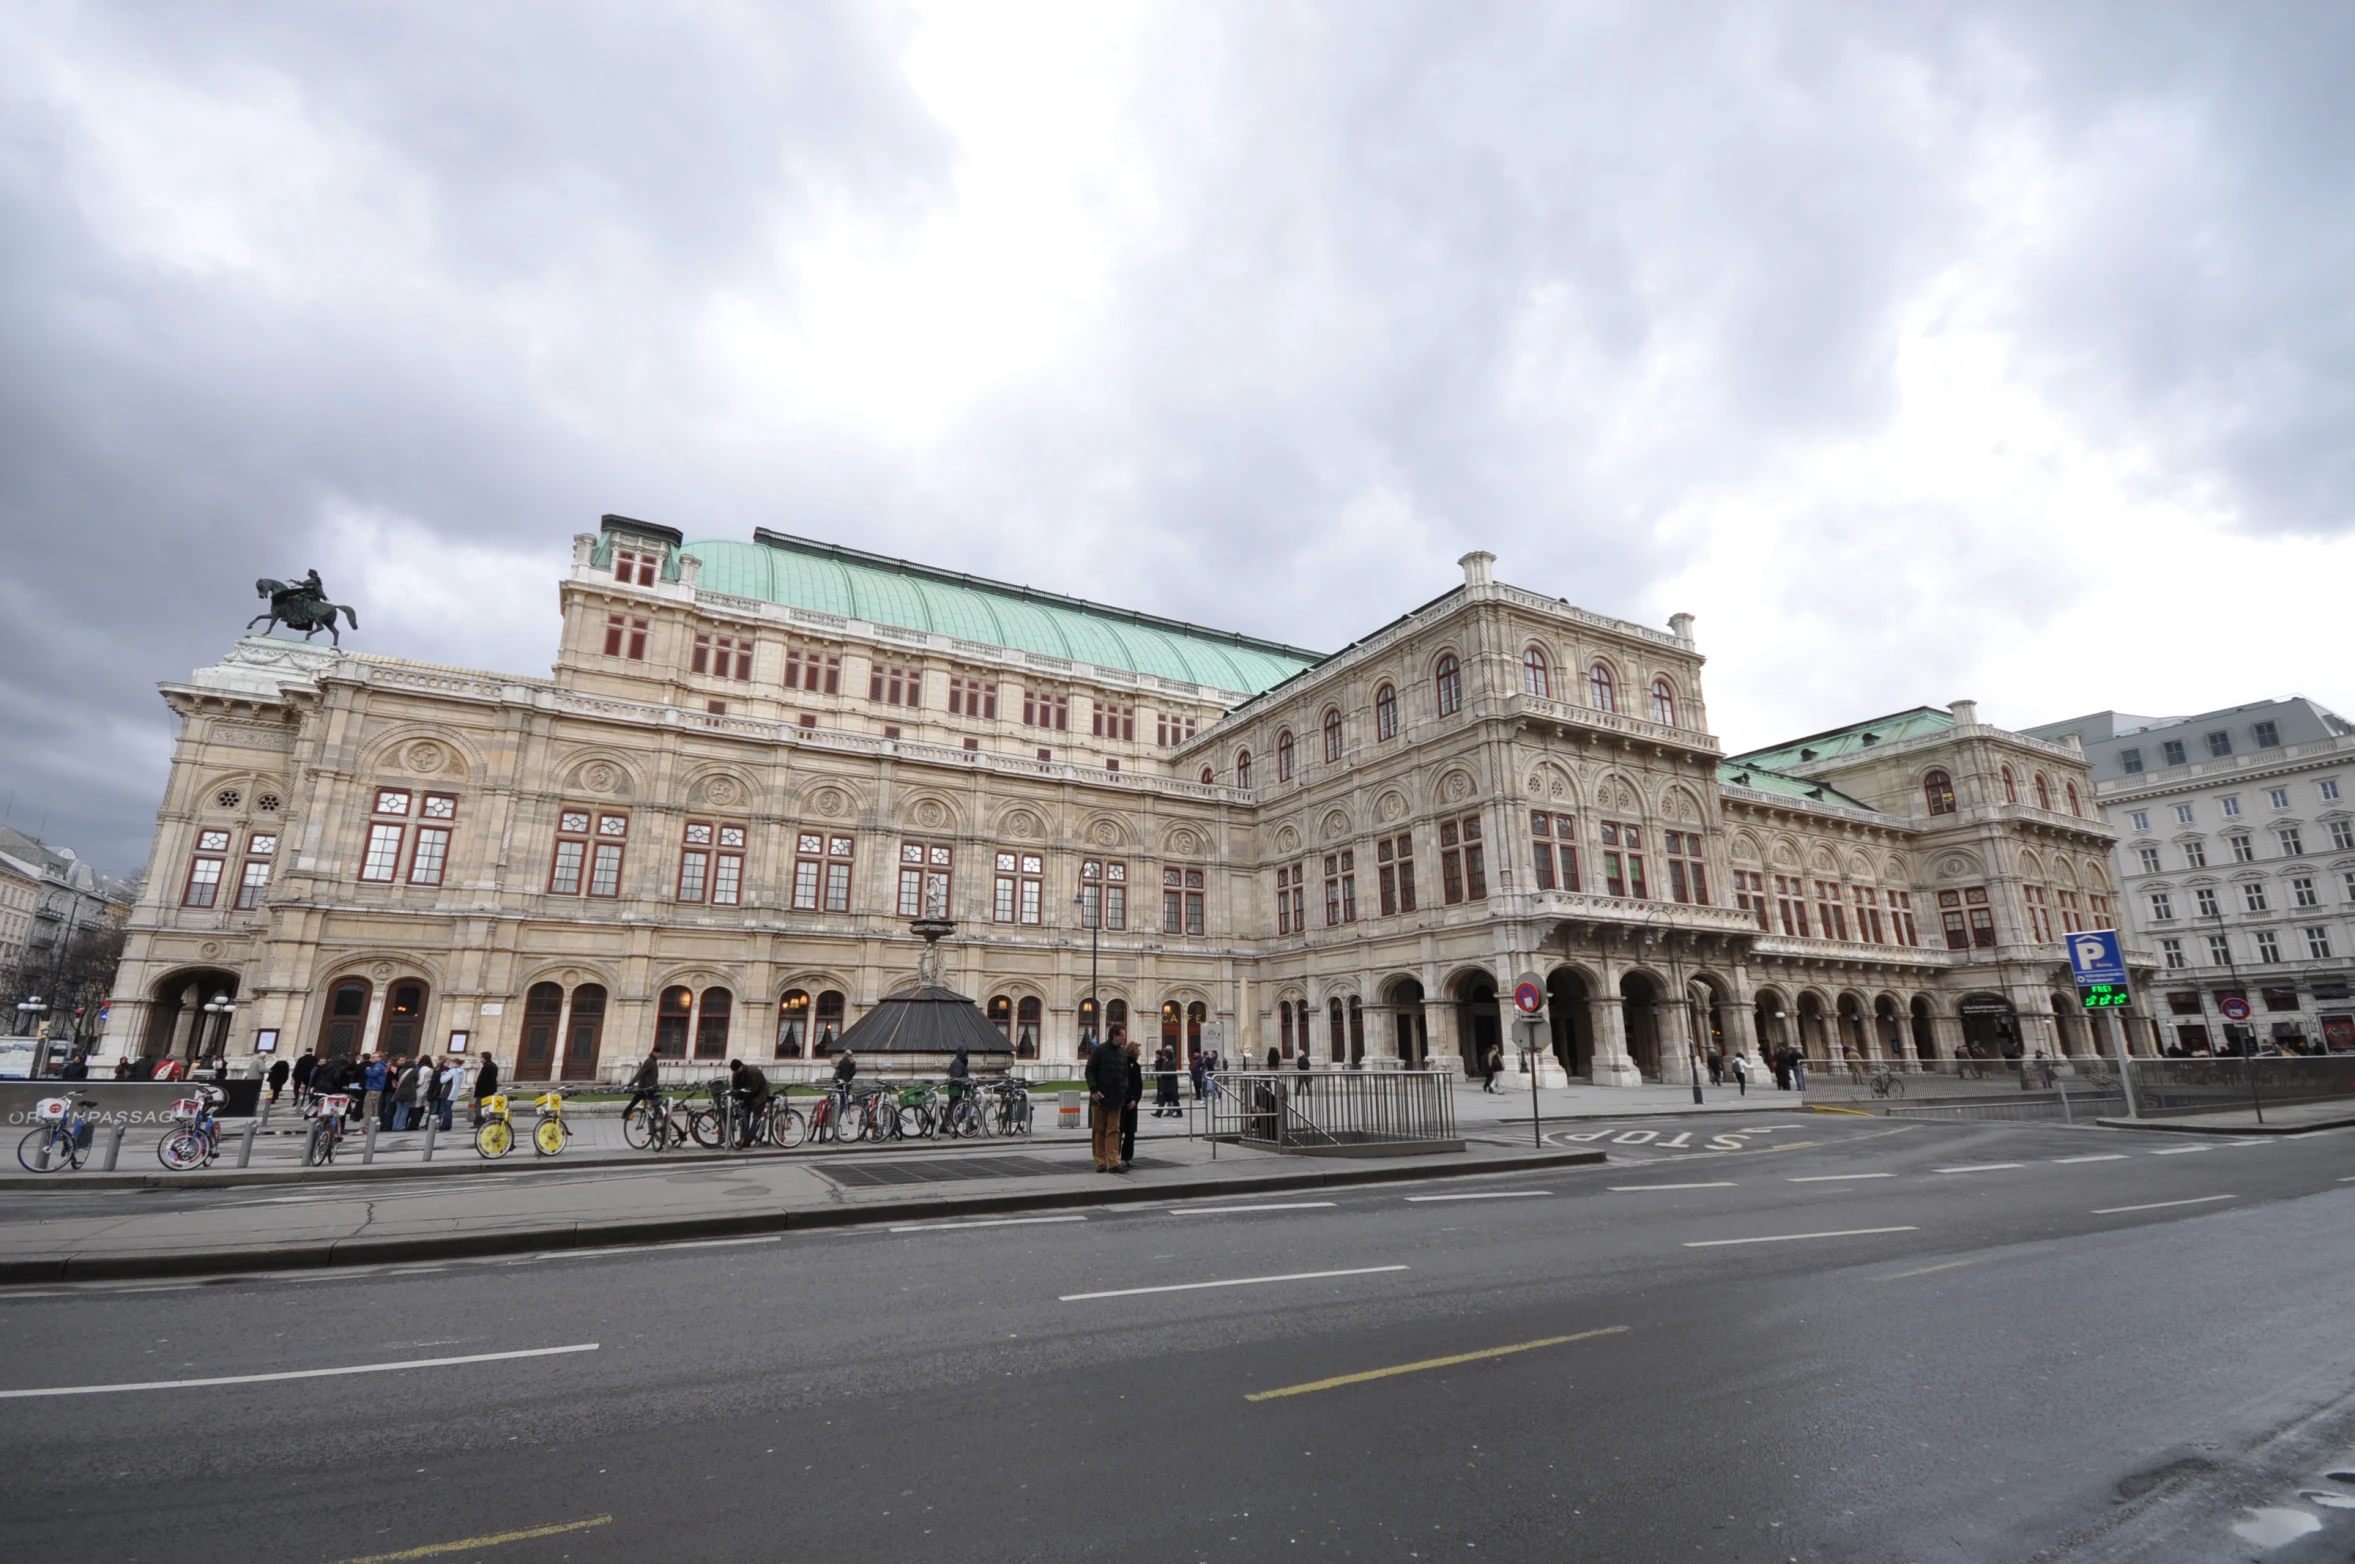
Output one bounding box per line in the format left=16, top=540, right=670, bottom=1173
left=1246, top=1326, right=1628, bottom=1402
left=331, top=1515, right=613, bottom=1562
left=1877, top=1259, right=1974, bottom=1282
left=1808, top=1105, right=1874, bottom=1116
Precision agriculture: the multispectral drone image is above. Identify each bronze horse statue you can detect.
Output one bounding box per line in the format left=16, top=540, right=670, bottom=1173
left=249, top=573, right=359, bottom=646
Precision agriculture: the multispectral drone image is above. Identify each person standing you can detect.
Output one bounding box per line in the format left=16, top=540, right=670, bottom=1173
left=360, top=1053, right=390, bottom=1127
left=1154, top=1044, right=1181, bottom=1118
left=392, top=1058, right=422, bottom=1131
left=436, top=1056, right=465, bottom=1131
left=1086, top=1026, right=1132, bottom=1173
left=266, top=1056, right=291, bottom=1103
left=1119, top=1040, right=1144, bottom=1167
left=728, top=1058, right=772, bottom=1148
left=291, top=1050, right=317, bottom=1106
left=1188, top=1049, right=1207, bottom=1102
left=1295, top=1046, right=1310, bottom=1074
left=1482, top=1042, right=1502, bottom=1093
left=472, top=1051, right=500, bottom=1127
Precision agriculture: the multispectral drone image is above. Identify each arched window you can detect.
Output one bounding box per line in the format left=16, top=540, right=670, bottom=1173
left=1523, top=647, right=1550, bottom=698
left=1323, top=708, right=1343, bottom=763
left=2034, top=773, right=2053, bottom=811
left=563, top=985, right=606, bottom=1081
left=1077, top=996, right=1099, bottom=1050
left=1236, top=749, right=1253, bottom=789
left=1279, top=1000, right=1294, bottom=1058
left=1187, top=1000, right=1206, bottom=1060
left=1923, top=770, right=1957, bottom=816
left=2065, top=781, right=2082, bottom=817
left=318, top=977, right=373, bottom=1062
left=515, top=980, right=559, bottom=1078
left=987, top=995, right=1013, bottom=1045
left=1328, top=996, right=1346, bottom=1062
left=1016, top=996, right=1041, bottom=1058
left=695, top=987, right=732, bottom=1059
left=1348, top=996, right=1365, bottom=1065
left=1276, top=730, right=1296, bottom=782
left=813, top=990, right=846, bottom=1054
left=2001, top=766, right=2018, bottom=804
left=1105, top=997, right=1128, bottom=1046
left=1435, top=655, right=1463, bottom=716
left=654, top=985, right=693, bottom=1058
left=1651, top=678, right=1676, bottom=726
left=1161, top=1000, right=1182, bottom=1056
left=1589, top=663, right=1615, bottom=712
left=1200, top=766, right=1215, bottom=785
left=775, top=989, right=809, bottom=1059
left=1374, top=683, right=1398, bottom=740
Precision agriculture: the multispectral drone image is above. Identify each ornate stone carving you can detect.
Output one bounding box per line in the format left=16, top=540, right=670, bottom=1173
left=1089, top=818, right=1121, bottom=846
left=1442, top=771, right=1473, bottom=802
left=1321, top=809, right=1352, bottom=842
left=1276, top=824, right=1300, bottom=852
left=701, top=776, right=742, bottom=808
left=1375, top=791, right=1407, bottom=823
left=1168, top=827, right=1201, bottom=856
left=372, top=962, right=394, bottom=979
left=812, top=788, right=848, bottom=818
left=580, top=763, right=617, bottom=794
left=1003, top=811, right=1042, bottom=840
left=404, top=741, right=446, bottom=775
left=915, top=799, right=947, bottom=829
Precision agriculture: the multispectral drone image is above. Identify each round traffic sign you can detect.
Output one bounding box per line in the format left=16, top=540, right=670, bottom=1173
left=1513, top=980, right=1544, bottom=1015
left=2219, top=996, right=2251, bottom=1021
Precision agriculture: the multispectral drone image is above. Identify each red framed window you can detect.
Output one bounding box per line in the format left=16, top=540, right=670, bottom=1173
left=1435, top=655, right=1463, bottom=716
left=692, top=633, right=753, bottom=680
left=785, top=646, right=841, bottom=694
left=1439, top=815, right=1486, bottom=904
left=1733, top=869, right=1769, bottom=929
left=408, top=827, right=451, bottom=886
left=1377, top=833, right=1416, bottom=914
left=1651, top=679, right=1676, bottom=726
left=1322, top=850, right=1357, bottom=925
left=675, top=820, right=744, bottom=903
left=869, top=662, right=920, bottom=707
left=234, top=858, right=271, bottom=909
left=1852, top=886, right=1884, bottom=942
left=1080, top=858, right=1127, bottom=930
left=1236, top=750, right=1253, bottom=789
left=183, top=832, right=229, bottom=907
left=1598, top=821, right=1644, bottom=898
left=1923, top=770, right=1957, bottom=815
left=2022, top=883, right=2053, bottom=941
left=897, top=841, right=953, bottom=917
left=1093, top=702, right=1135, bottom=741
left=1374, top=683, right=1398, bottom=740
left=1163, top=868, right=1205, bottom=935
left=1320, top=708, right=1342, bottom=763
left=603, top=615, right=649, bottom=660
left=1774, top=875, right=1809, bottom=936
left=1663, top=830, right=1707, bottom=904
left=2001, top=766, right=2018, bottom=804
left=576, top=812, right=627, bottom=898
left=1530, top=812, right=1580, bottom=893
left=1813, top=879, right=1848, bottom=939
left=1276, top=730, right=1296, bottom=782
left=1888, top=890, right=1919, bottom=945
left=613, top=546, right=660, bottom=586
left=1156, top=711, right=1196, bottom=747
left=1276, top=864, right=1304, bottom=934
left=1021, top=690, right=1069, bottom=730
left=949, top=676, right=998, bottom=719
left=1588, top=664, right=1615, bottom=712
left=2034, top=773, right=2053, bottom=811
left=1523, top=647, right=1550, bottom=698
left=993, top=851, right=1044, bottom=924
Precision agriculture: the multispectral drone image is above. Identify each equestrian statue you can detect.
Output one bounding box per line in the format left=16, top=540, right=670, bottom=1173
left=249, top=569, right=359, bottom=647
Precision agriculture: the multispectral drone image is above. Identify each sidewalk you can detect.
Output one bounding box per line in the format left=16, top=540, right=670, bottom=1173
left=0, top=1134, right=1609, bottom=1285
left=2094, top=1100, right=2355, bottom=1136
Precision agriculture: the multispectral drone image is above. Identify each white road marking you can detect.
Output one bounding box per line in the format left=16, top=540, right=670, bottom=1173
left=1062, top=1265, right=1406, bottom=1302
left=1171, top=1202, right=1337, bottom=1216
left=1933, top=1164, right=2024, bottom=1174
left=1607, top=1182, right=1736, bottom=1192
left=1403, top=1191, right=1551, bottom=1202
left=1789, top=1173, right=1894, bottom=1182
left=2339, top=1175, right=2355, bottom=1182
left=0, top=1342, right=598, bottom=1399
left=889, top=1216, right=1087, bottom=1233
left=2052, top=1154, right=2129, bottom=1164
left=2149, top=1146, right=2213, bottom=1155
left=2092, top=1194, right=2236, bottom=1215
left=1685, top=1227, right=1917, bottom=1248
left=560, top=1235, right=785, bottom=1254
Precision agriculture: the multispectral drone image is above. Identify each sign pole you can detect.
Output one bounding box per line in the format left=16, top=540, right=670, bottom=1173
left=1512, top=976, right=1546, bottom=1150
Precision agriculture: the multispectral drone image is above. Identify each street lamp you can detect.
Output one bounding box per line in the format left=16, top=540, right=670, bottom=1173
left=201, top=991, right=236, bottom=1064
left=15, top=993, right=45, bottom=1036
left=1073, top=890, right=1100, bottom=1061
left=1639, top=909, right=1705, bottom=1106
left=2201, top=911, right=2265, bottom=1123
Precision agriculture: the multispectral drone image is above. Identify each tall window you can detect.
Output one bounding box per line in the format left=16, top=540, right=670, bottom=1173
left=2242, top=881, right=2269, bottom=913
left=1938, top=887, right=1994, bottom=948
left=2160, top=937, right=2186, bottom=969
left=1439, top=815, right=1486, bottom=904
left=1080, top=858, right=1127, bottom=930
left=1156, top=711, right=1197, bottom=746
left=1377, top=833, right=1417, bottom=914
left=2056, top=887, right=2083, bottom=933
left=2254, top=932, right=2282, bottom=964
left=2138, top=847, right=2162, bottom=873
left=776, top=990, right=809, bottom=1059
left=792, top=833, right=855, bottom=912
left=676, top=821, right=746, bottom=905
left=2278, top=826, right=2305, bottom=856
left=360, top=788, right=457, bottom=885
left=2034, top=773, right=2053, bottom=811
left=1529, top=812, right=1578, bottom=893
left=1733, top=870, right=1769, bottom=930
left=2195, top=887, right=2219, bottom=918
left=1323, top=708, right=1344, bottom=763
left=2022, top=884, right=2053, bottom=941
left=1663, top=830, right=1707, bottom=904
left=785, top=646, right=841, bottom=694
left=1599, top=821, right=1645, bottom=898
left=1279, top=999, right=1295, bottom=1058
left=1276, top=863, right=1305, bottom=935
left=695, top=988, right=732, bottom=1058
left=1435, top=655, right=1463, bottom=716
left=1276, top=730, right=1296, bottom=781
left=654, top=986, right=693, bottom=1058
left=1164, top=868, right=1206, bottom=935
left=1887, top=890, right=1918, bottom=945
left=1374, top=683, right=1398, bottom=740
left=2161, top=739, right=2187, bottom=766
left=2306, top=926, right=2334, bottom=960
left=813, top=991, right=847, bottom=1053
left=1774, top=875, right=1809, bottom=936
left=1923, top=770, right=1956, bottom=815
left=992, top=851, right=1044, bottom=924
left=897, top=841, right=954, bottom=917
left=613, top=545, right=660, bottom=586
left=1651, top=679, right=1676, bottom=726
left=1022, top=690, right=1070, bottom=730
left=1236, top=749, right=1254, bottom=789
left=2001, top=767, right=2018, bottom=804
left=691, top=633, right=753, bottom=680
left=1814, top=879, right=1849, bottom=940
left=2207, top=934, right=2232, bottom=966
left=869, top=662, right=921, bottom=707
left=1588, top=664, right=1615, bottom=712
left=2229, top=833, right=2254, bottom=862
left=1523, top=647, right=1550, bottom=698
left=2065, top=781, right=2082, bottom=816
left=949, top=675, right=998, bottom=719
left=2185, top=841, right=2207, bottom=868
left=1093, top=701, right=1135, bottom=741
left=1323, top=850, right=1357, bottom=925
left=234, top=832, right=277, bottom=910
left=183, top=830, right=229, bottom=907
left=602, top=615, right=649, bottom=660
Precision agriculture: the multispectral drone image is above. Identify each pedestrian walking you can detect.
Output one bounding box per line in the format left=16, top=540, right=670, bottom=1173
left=472, top=1051, right=500, bottom=1126
left=291, top=1050, right=316, bottom=1105
left=1482, top=1043, right=1502, bottom=1093
left=1119, top=1040, right=1144, bottom=1166
left=1188, top=1050, right=1207, bottom=1102
left=1296, top=1047, right=1310, bottom=1073
left=1730, top=1053, right=1749, bottom=1096
left=1086, top=1025, right=1133, bottom=1173
left=1707, top=1051, right=1724, bottom=1086
left=266, top=1056, right=290, bottom=1102
left=1154, top=1044, right=1181, bottom=1118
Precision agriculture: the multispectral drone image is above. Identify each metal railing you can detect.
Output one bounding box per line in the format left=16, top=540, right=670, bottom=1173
left=1202, top=1071, right=1460, bottom=1156
left=1800, top=1054, right=2355, bottom=1123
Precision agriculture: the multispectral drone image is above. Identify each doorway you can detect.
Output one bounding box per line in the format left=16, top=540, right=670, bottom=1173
left=1547, top=970, right=1592, bottom=1078
left=380, top=980, right=430, bottom=1057
left=517, top=982, right=563, bottom=1079
left=1458, top=975, right=1501, bottom=1075
left=1620, top=972, right=1661, bottom=1079
left=560, top=985, right=607, bottom=1080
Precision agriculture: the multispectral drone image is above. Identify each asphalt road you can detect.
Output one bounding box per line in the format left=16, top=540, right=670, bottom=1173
left=1, top=1115, right=2351, bottom=1563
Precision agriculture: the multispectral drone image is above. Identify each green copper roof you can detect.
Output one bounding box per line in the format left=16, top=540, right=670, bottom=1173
left=1715, top=762, right=1878, bottom=813
left=680, top=530, right=1324, bottom=696
left=1724, top=706, right=1956, bottom=772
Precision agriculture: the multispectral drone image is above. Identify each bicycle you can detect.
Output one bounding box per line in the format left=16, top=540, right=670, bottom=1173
left=893, top=1080, right=943, bottom=1140
left=987, top=1077, right=1033, bottom=1136
left=529, top=1090, right=570, bottom=1155
left=157, top=1085, right=229, bottom=1170
left=1867, top=1067, right=1904, bottom=1100
left=779, top=1087, right=847, bottom=1148
left=475, top=1093, right=514, bottom=1157
left=16, top=1094, right=98, bottom=1173
left=304, top=1092, right=352, bottom=1166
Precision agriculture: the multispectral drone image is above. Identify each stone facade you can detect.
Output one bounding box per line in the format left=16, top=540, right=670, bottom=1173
left=102, top=521, right=2151, bottom=1082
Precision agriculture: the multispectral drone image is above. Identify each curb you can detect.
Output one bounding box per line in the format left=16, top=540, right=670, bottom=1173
left=1485, top=1101, right=1810, bottom=1124
left=2092, top=1114, right=2355, bottom=1137
left=0, top=1147, right=1609, bottom=1286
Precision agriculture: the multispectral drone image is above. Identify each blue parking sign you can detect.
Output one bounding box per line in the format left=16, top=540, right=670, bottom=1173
left=2067, top=929, right=2126, bottom=987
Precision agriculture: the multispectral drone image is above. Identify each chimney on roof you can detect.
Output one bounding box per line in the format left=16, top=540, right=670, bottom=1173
left=1459, top=551, right=1496, bottom=589
left=1950, top=699, right=1979, bottom=727
left=1668, top=612, right=1695, bottom=648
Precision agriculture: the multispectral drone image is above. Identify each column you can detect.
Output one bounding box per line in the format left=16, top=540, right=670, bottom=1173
left=1720, top=998, right=1760, bottom=1067
left=1587, top=994, right=1642, bottom=1087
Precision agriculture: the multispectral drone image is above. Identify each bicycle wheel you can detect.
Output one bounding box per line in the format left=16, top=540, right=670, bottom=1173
left=687, top=1109, right=722, bottom=1149
left=868, top=1099, right=900, bottom=1141
left=766, top=1103, right=800, bottom=1147
left=476, top=1119, right=513, bottom=1159
left=621, top=1101, right=653, bottom=1150
left=157, top=1130, right=205, bottom=1171
left=1886, top=1076, right=1905, bottom=1099
left=533, top=1117, right=568, bottom=1156
left=17, top=1126, right=65, bottom=1173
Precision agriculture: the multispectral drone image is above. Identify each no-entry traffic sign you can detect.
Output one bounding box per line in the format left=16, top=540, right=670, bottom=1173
left=2219, top=995, right=2251, bottom=1021
left=1513, top=980, right=1544, bottom=1015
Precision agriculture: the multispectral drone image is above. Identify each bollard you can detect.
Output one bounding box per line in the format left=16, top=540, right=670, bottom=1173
left=258, top=1096, right=274, bottom=1131
left=101, top=1121, right=128, bottom=1171
left=237, top=1118, right=260, bottom=1168
left=1057, top=1090, right=1082, bottom=1130
left=362, top=1115, right=379, bottom=1164
left=421, top=1113, right=439, bottom=1162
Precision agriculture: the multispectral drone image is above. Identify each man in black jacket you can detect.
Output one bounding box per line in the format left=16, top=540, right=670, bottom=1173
left=1118, top=1040, right=1144, bottom=1167
left=1085, top=1030, right=1131, bottom=1172
left=473, top=1052, right=501, bottom=1126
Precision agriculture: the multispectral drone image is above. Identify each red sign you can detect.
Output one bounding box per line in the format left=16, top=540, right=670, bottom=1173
left=2218, top=996, right=2251, bottom=1021
left=1513, top=981, right=1544, bottom=1015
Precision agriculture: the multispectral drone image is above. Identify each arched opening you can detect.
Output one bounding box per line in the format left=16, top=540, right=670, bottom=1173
left=1795, top=992, right=1831, bottom=1063
left=1435, top=655, right=1463, bottom=716
left=988, top=995, right=1014, bottom=1046
left=143, top=970, right=244, bottom=1063
left=1546, top=969, right=1592, bottom=1078
left=1187, top=1000, right=1207, bottom=1061
left=1923, top=769, right=1956, bottom=815
left=1454, top=972, right=1500, bottom=1074
left=1016, top=996, right=1041, bottom=1058
left=560, top=984, right=607, bottom=1080
left=813, top=990, right=846, bottom=1054
left=1874, top=996, right=1905, bottom=1065
left=378, top=979, right=430, bottom=1059
left=1161, top=1000, right=1182, bottom=1059
left=1620, top=971, right=1662, bottom=1079
left=1958, top=993, right=2021, bottom=1061
left=1689, top=976, right=1729, bottom=1071
left=517, top=981, right=564, bottom=1078
left=2050, top=993, right=2082, bottom=1057
left=1835, top=993, right=1869, bottom=1068
left=1385, top=977, right=1428, bottom=1066
left=1347, top=996, right=1365, bottom=1066
left=1909, top=996, right=1937, bottom=1060
left=654, top=986, right=693, bottom=1058
left=1523, top=646, right=1550, bottom=698
left=1103, top=997, right=1128, bottom=1049
left=1327, top=996, right=1345, bottom=1063
left=776, top=989, right=810, bottom=1059
left=1323, top=708, right=1344, bottom=763
left=695, top=988, right=732, bottom=1060
left=1375, top=684, right=1398, bottom=740
left=1278, top=999, right=1295, bottom=1059
left=1754, top=990, right=1790, bottom=1062
left=1276, top=730, right=1296, bottom=782
left=1589, top=663, right=1615, bottom=712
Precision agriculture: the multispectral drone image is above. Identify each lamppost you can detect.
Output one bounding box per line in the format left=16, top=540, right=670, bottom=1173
left=2202, top=911, right=2265, bottom=1123
left=15, top=993, right=45, bottom=1036
left=200, top=991, right=236, bottom=1065
left=1072, top=889, right=1100, bottom=1061
left=1639, top=908, right=1704, bottom=1106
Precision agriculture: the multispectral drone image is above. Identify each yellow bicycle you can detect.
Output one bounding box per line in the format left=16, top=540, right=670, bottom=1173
left=476, top=1091, right=570, bottom=1158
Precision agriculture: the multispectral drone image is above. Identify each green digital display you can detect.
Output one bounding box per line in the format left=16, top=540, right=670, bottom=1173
left=2080, top=982, right=2131, bottom=1009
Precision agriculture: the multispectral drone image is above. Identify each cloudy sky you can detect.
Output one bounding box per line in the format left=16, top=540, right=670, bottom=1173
left=5, top=1, right=2353, bottom=878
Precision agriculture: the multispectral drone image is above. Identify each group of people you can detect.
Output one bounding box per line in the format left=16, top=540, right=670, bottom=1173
left=1083, top=1034, right=1147, bottom=1172
left=274, top=1048, right=502, bottom=1131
